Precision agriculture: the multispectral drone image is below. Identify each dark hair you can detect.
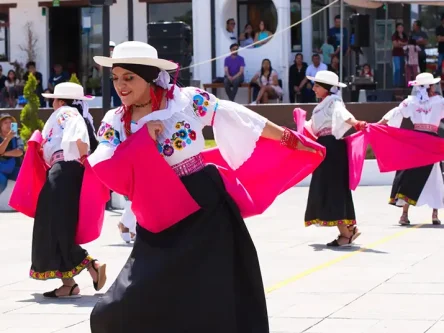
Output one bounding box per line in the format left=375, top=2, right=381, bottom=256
left=408, top=37, right=417, bottom=45
left=7, top=70, right=16, bottom=83
left=61, top=99, right=98, bottom=153
left=26, top=61, right=36, bottom=69
left=327, top=35, right=336, bottom=46
left=415, top=20, right=422, bottom=28
left=393, top=23, right=407, bottom=40
left=312, top=53, right=320, bottom=59
left=335, top=15, right=341, bottom=20
left=229, top=43, right=239, bottom=50
left=226, top=18, right=235, bottom=25
left=295, top=53, right=303, bottom=59
left=244, top=23, right=253, bottom=39
left=260, top=58, right=273, bottom=83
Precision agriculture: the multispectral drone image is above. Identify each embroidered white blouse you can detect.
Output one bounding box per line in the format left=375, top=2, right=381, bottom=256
left=309, top=94, right=355, bottom=139
left=41, top=106, right=90, bottom=164
left=91, top=85, right=267, bottom=170
left=383, top=95, right=444, bottom=128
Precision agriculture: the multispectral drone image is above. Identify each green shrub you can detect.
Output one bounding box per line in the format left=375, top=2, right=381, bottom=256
left=69, top=73, right=81, bottom=85
left=20, top=72, right=44, bottom=143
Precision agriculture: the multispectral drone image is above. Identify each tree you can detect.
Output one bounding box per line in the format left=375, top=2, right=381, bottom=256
left=19, top=22, right=38, bottom=63
left=69, top=73, right=81, bottom=85
left=20, top=73, right=44, bottom=142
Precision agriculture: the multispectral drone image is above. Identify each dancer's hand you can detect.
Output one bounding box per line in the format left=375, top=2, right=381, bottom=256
left=146, top=121, right=165, bottom=140
left=353, top=121, right=367, bottom=131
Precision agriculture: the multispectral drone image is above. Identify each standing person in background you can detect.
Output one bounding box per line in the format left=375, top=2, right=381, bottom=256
left=23, top=61, right=44, bottom=107
left=223, top=43, right=245, bottom=102
left=411, top=20, right=429, bottom=73
left=288, top=53, right=308, bottom=103
left=392, top=23, right=408, bottom=87
left=329, top=15, right=349, bottom=67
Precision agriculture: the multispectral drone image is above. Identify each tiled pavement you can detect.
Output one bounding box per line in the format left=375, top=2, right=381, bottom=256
left=1, top=186, right=443, bottom=333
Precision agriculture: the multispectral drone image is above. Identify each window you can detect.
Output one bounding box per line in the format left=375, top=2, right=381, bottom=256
left=290, top=0, right=302, bottom=52
left=237, top=0, right=278, bottom=47
left=311, top=0, right=328, bottom=51
left=0, top=12, right=9, bottom=62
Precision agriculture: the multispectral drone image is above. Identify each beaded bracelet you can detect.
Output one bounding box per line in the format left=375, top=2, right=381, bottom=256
left=280, top=127, right=299, bottom=150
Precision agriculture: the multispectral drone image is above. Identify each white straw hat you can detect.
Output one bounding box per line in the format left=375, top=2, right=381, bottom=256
left=306, top=70, right=347, bottom=88
left=409, top=72, right=440, bottom=86
left=42, top=82, right=94, bottom=101
left=94, top=41, right=178, bottom=71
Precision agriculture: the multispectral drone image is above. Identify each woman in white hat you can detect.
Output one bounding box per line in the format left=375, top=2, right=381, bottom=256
left=304, top=70, right=367, bottom=247
left=87, top=41, right=323, bottom=332
left=29, top=82, right=106, bottom=298
left=378, top=72, right=444, bottom=225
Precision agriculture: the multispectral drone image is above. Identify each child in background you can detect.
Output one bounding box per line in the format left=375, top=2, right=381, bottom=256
left=319, top=36, right=335, bottom=65
left=403, top=38, right=421, bottom=86
left=360, top=64, right=373, bottom=78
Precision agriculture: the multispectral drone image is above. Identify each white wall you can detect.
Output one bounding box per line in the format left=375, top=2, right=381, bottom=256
left=192, top=0, right=212, bottom=86
left=212, top=0, right=290, bottom=93
left=0, top=0, right=147, bottom=89
left=0, top=0, right=49, bottom=85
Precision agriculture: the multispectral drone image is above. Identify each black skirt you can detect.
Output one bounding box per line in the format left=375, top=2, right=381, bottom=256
left=304, top=135, right=356, bottom=227
left=90, top=165, right=269, bottom=333
left=389, top=131, right=440, bottom=207
left=30, top=161, right=92, bottom=280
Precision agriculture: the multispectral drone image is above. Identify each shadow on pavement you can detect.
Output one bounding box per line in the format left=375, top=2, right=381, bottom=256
left=309, top=243, right=388, bottom=254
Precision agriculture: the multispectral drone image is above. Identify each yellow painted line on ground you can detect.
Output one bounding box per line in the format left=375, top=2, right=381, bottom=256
left=265, top=223, right=424, bottom=294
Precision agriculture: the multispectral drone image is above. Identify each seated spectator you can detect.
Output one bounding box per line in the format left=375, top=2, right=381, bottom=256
left=226, top=18, right=237, bottom=42
left=328, top=55, right=345, bottom=77
left=239, top=23, right=254, bottom=48
left=4, top=70, right=21, bottom=108
left=223, top=43, right=245, bottom=102
left=359, top=63, right=374, bottom=80
left=298, top=54, right=328, bottom=103
left=254, top=21, right=272, bottom=48
left=23, top=61, right=45, bottom=107
left=48, top=64, right=69, bottom=93
left=0, top=113, right=24, bottom=195
left=250, top=58, right=283, bottom=104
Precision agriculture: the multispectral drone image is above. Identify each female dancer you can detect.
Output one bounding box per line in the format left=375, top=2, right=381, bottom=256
left=31, top=82, right=106, bottom=298
left=378, top=72, right=444, bottom=225
left=304, top=71, right=366, bottom=247
left=87, top=41, right=323, bottom=332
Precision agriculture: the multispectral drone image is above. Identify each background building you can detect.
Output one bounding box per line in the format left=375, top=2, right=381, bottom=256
left=0, top=0, right=434, bottom=104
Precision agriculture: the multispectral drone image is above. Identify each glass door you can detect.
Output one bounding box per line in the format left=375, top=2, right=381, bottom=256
left=80, top=7, right=103, bottom=96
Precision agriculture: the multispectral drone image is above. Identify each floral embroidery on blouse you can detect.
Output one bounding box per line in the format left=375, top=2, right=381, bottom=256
left=192, top=90, right=212, bottom=117
left=415, top=106, right=432, bottom=115
left=158, top=121, right=197, bottom=157
left=42, top=128, right=54, bottom=145
left=97, top=122, right=121, bottom=146
left=56, top=109, right=78, bottom=129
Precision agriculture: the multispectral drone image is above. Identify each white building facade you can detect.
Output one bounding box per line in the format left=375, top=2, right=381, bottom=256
left=0, top=0, right=419, bottom=103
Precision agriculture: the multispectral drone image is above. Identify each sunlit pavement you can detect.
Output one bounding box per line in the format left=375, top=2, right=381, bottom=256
left=1, top=186, right=443, bottom=333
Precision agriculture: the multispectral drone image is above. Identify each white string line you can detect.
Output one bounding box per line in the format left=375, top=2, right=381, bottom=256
left=179, top=0, right=339, bottom=72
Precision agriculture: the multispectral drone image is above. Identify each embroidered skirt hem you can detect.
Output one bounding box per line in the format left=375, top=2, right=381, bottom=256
left=31, top=161, right=90, bottom=281
left=90, top=165, right=269, bottom=333
left=304, top=135, right=356, bottom=227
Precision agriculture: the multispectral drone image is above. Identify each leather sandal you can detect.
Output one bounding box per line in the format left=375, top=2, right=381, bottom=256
left=90, top=259, right=107, bottom=291
left=43, top=284, right=81, bottom=299
left=327, top=235, right=352, bottom=247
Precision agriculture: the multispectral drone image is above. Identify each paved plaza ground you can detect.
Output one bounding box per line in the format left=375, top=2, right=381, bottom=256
left=1, top=186, right=444, bottom=333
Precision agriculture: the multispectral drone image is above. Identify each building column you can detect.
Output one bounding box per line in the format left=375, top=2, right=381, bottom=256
left=191, top=0, right=212, bottom=86
left=301, top=0, right=312, bottom=61
left=275, top=0, right=291, bottom=102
